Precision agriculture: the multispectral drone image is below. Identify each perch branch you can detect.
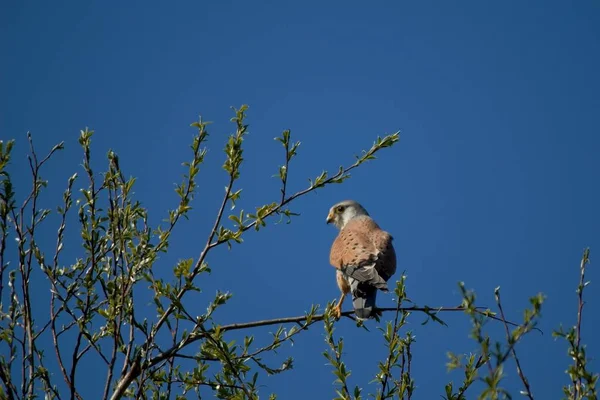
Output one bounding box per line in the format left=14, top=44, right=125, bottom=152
left=217, top=305, right=530, bottom=333
left=144, top=304, right=528, bottom=374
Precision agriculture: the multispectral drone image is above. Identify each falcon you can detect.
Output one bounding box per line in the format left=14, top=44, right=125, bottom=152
left=326, top=200, right=397, bottom=320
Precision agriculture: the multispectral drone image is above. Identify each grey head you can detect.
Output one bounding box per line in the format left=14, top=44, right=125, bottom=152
left=326, top=200, right=370, bottom=230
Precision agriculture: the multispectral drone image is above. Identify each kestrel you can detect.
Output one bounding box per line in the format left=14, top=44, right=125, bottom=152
left=326, top=200, right=397, bottom=320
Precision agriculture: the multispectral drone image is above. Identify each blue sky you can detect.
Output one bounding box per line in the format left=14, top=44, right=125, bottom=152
left=2, top=1, right=599, bottom=398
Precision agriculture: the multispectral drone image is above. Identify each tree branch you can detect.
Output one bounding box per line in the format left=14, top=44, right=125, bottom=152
left=218, top=305, right=524, bottom=333
left=495, top=289, right=534, bottom=400
left=141, top=302, right=524, bottom=379
left=381, top=296, right=406, bottom=398
left=573, top=248, right=591, bottom=398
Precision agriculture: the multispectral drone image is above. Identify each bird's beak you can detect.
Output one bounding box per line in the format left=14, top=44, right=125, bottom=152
left=326, top=210, right=334, bottom=224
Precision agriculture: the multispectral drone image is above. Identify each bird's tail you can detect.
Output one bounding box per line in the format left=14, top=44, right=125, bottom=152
left=350, top=280, right=378, bottom=320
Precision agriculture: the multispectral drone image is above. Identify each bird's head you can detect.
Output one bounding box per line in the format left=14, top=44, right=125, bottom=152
left=326, top=200, right=370, bottom=230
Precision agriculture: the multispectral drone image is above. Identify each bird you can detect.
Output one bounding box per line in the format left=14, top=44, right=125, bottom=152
left=326, top=200, right=397, bottom=320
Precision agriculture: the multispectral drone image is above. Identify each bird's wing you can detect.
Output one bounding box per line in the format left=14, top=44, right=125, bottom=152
left=371, top=228, right=397, bottom=281
left=329, top=217, right=389, bottom=290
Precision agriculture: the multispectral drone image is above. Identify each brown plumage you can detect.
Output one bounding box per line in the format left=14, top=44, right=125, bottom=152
left=326, top=200, right=397, bottom=319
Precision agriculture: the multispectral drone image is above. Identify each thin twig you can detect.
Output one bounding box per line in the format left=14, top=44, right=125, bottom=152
left=22, top=135, right=40, bottom=397
left=380, top=295, right=403, bottom=397
left=399, top=349, right=406, bottom=400
left=574, top=248, right=591, bottom=398
left=495, top=290, right=534, bottom=400
left=148, top=172, right=235, bottom=341
left=455, top=355, right=486, bottom=399
left=323, top=310, right=352, bottom=400
left=165, top=378, right=247, bottom=391
left=280, top=131, right=290, bottom=204
left=406, top=339, right=413, bottom=400
left=50, top=290, right=73, bottom=397
left=35, top=354, right=63, bottom=400
left=166, top=286, right=181, bottom=398
left=104, top=179, right=125, bottom=400
left=197, top=324, right=254, bottom=399
left=0, top=366, right=17, bottom=400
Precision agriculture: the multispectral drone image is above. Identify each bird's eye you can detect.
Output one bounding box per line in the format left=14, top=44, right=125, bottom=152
left=336, top=206, right=345, bottom=213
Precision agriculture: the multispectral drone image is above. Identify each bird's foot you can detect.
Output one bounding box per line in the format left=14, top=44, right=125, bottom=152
left=333, top=304, right=342, bottom=319
left=372, top=308, right=383, bottom=322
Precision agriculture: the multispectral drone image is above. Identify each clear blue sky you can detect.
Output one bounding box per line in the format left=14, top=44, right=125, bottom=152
left=2, top=1, right=599, bottom=398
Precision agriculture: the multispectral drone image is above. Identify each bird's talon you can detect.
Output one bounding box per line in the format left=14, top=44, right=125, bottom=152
left=333, top=305, right=342, bottom=319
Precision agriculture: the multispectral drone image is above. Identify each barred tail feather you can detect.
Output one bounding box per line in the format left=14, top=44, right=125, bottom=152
left=350, top=279, right=378, bottom=320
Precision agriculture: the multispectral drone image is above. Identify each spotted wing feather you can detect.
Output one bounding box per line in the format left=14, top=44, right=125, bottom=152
left=329, top=217, right=394, bottom=291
